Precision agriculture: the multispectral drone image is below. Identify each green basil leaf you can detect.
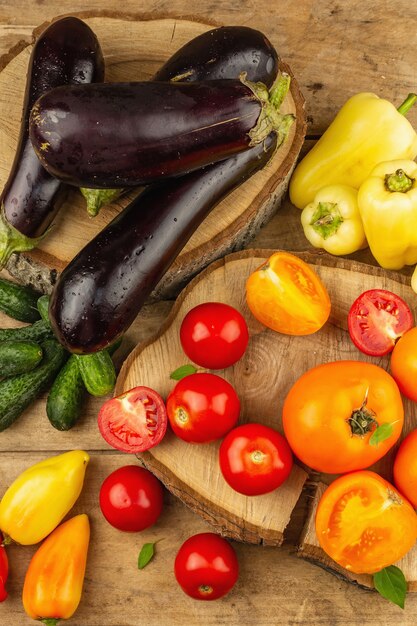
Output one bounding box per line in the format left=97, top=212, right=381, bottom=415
left=373, top=565, right=407, bottom=609
left=138, top=542, right=155, bottom=570
left=170, top=364, right=198, bottom=380
left=369, top=423, right=393, bottom=447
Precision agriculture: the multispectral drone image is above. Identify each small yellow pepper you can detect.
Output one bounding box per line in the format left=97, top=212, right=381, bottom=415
left=301, top=184, right=366, bottom=255
left=290, top=93, right=417, bottom=209
left=0, top=450, right=89, bottom=545
left=358, top=160, right=417, bottom=269
left=22, top=514, right=90, bottom=626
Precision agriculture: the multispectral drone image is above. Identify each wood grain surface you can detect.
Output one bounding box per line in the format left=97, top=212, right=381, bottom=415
left=2, top=2, right=417, bottom=625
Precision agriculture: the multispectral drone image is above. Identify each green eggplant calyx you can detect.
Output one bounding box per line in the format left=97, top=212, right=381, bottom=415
left=397, top=93, right=417, bottom=116
left=80, top=188, right=125, bottom=217
left=240, top=71, right=295, bottom=147
left=310, top=202, right=344, bottom=239
left=384, top=169, right=415, bottom=193
left=0, top=206, right=46, bottom=270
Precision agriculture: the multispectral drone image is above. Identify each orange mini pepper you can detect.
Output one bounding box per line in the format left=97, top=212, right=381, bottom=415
left=22, top=514, right=90, bottom=625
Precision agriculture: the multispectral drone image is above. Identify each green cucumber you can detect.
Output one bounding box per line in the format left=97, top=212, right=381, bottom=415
left=46, top=355, right=86, bottom=431
left=0, top=339, right=67, bottom=431
left=0, top=277, right=41, bottom=323
left=0, top=319, right=52, bottom=343
left=75, top=349, right=116, bottom=397
left=36, top=294, right=50, bottom=323
left=46, top=339, right=123, bottom=430
left=0, top=341, right=43, bottom=377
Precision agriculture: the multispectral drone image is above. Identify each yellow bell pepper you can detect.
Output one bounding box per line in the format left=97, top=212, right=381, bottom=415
left=358, top=160, right=417, bottom=269
left=290, top=93, right=417, bottom=209
left=22, top=514, right=90, bottom=626
left=0, top=450, right=89, bottom=545
left=301, top=184, right=366, bottom=255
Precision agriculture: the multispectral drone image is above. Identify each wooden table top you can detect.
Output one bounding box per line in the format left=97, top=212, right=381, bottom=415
left=1, top=1, right=417, bottom=625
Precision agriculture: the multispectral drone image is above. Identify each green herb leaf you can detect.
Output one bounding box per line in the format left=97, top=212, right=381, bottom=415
left=170, top=364, right=198, bottom=380
left=138, top=542, right=156, bottom=570
left=369, top=423, right=394, bottom=447
left=373, top=565, right=407, bottom=609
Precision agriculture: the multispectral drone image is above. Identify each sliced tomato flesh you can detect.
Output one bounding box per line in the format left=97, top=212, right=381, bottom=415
left=348, top=289, right=413, bottom=356
left=98, top=386, right=167, bottom=453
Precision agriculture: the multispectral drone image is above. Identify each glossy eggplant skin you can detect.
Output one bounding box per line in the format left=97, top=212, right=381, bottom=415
left=49, top=135, right=276, bottom=353
left=31, top=80, right=262, bottom=188
left=1, top=17, right=104, bottom=238
left=155, top=26, right=278, bottom=86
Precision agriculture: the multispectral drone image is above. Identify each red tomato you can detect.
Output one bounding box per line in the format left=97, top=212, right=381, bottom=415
left=348, top=289, right=413, bottom=356
left=174, top=533, right=239, bottom=600
left=98, top=386, right=167, bottom=453
left=391, top=327, right=417, bottom=402
left=180, top=302, right=249, bottom=369
left=99, top=466, right=163, bottom=532
left=219, top=423, right=293, bottom=496
left=0, top=534, right=8, bottom=602
left=394, top=429, right=417, bottom=508
left=166, top=373, right=240, bottom=443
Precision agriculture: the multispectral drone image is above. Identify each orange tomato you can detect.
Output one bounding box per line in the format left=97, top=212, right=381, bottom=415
left=245, top=252, right=331, bottom=335
left=315, top=471, right=417, bottom=574
left=391, top=326, right=417, bottom=402
left=282, top=361, right=403, bottom=473
left=394, top=429, right=417, bottom=508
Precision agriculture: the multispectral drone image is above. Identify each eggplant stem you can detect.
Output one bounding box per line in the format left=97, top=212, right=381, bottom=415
left=0, top=206, right=47, bottom=270
left=269, top=72, right=291, bottom=109
left=80, top=187, right=125, bottom=217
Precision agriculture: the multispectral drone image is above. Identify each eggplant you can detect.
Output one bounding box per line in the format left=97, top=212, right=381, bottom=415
left=30, top=75, right=293, bottom=188
left=79, top=25, right=279, bottom=213
left=49, top=135, right=277, bottom=353
left=0, top=17, right=104, bottom=268
left=154, top=25, right=279, bottom=85
left=49, top=26, right=288, bottom=353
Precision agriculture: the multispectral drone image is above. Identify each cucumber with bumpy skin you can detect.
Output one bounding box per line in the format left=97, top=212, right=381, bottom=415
left=0, top=277, right=41, bottom=322
left=47, top=338, right=123, bottom=430
left=75, top=349, right=116, bottom=397
left=0, top=339, right=67, bottom=431
left=0, top=340, right=43, bottom=377
left=36, top=294, right=50, bottom=323
left=0, top=319, right=52, bottom=343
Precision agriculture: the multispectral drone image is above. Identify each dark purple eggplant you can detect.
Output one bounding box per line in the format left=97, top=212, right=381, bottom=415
left=79, top=25, right=279, bottom=213
left=49, top=134, right=277, bottom=353
left=0, top=17, right=104, bottom=268
left=155, top=25, right=278, bottom=85
left=30, top=75, right=293, bottom=188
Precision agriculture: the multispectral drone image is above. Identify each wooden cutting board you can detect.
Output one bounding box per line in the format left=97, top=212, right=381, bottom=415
left=116, top=248, right=417, bottom=590
left=0, top=14, right=306, bottom=297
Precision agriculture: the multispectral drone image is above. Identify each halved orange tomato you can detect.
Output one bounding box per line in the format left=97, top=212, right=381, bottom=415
left=245, top=252, right=331, bottom=335
left=316, top=471, right=417, bottom=574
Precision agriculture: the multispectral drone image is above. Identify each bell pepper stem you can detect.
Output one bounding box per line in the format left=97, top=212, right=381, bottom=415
left=397, top=93, right=417, bottom=116
left=41, top=619, right=59, bottom=626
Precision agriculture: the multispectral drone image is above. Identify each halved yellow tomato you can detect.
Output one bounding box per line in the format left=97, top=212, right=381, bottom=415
left=245, top=252, right=331, bottom=335
left=315, top=471, right=417, bottom=574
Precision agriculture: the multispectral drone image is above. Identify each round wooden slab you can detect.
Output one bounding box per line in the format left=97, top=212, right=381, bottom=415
left=116, top=248, right=417, bottom=589
left=0, top=14, right=306, bottom=297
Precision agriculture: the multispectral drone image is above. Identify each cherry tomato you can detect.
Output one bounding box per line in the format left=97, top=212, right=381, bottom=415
left=219, top=423, right=293, bottom=496
left=98, top=386, right=167, bottom=453
left=282, top=361, right=403, bottom=474
left=391, top=327, right=417, bottom=402
left=99, top=465, right=163, bottom=532
left=0, top=534, right=8, bottom=602
left=394, top=429, right=417, bottom=508
left=166, top=373, right=240, bottom=443
left=174, top=532, right=239, bottom=600
left=348, top=289, right=413, bottom=356
left=180, top=302, right=249, bottom=369
left=315, top=471, right=417, bottom=574
left=245, top=251, right=331, bottom=335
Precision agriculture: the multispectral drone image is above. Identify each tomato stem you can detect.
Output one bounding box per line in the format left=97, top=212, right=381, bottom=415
left=348, top=389, right=378, bottom=436
left=199, top=585, right=213, bottom=595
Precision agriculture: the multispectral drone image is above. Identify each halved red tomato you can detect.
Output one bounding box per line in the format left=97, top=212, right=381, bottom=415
left=348, top=289, right=413, bottom=356
left=98, top=386, right=167, bottom=453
